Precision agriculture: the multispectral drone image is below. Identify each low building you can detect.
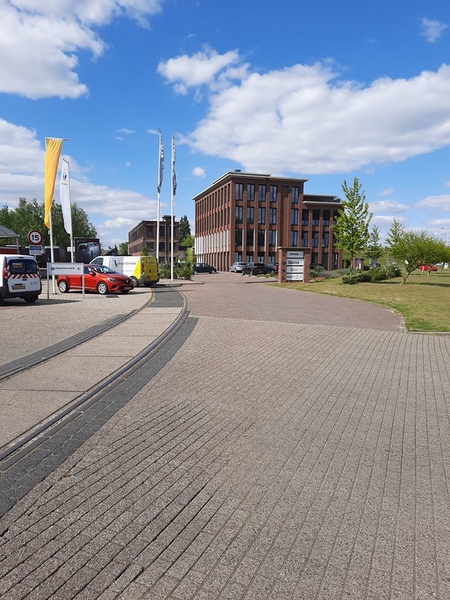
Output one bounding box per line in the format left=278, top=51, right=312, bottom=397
left=128, top=215, right=179, bottom=262
left=193, top=171, right=343, bottom=272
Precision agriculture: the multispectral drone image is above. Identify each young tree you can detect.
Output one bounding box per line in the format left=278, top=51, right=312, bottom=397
left=178, top=215, right=191, bottom=243
left=385, top=218, right=405, bottom=250
left=118, top=242, right=128, bottom=255
left=367, top=225, right=383, bottom=262
left=389, top=231, right=447, bottom=283
left=333, top=178, right=372, bottom=272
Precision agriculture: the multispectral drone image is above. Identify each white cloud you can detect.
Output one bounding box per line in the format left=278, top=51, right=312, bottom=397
left=420, top=17, right=448, bottom=43
left=192, top=167, right=206, bottom=178
left=118, top=128, right=135, bottom=135
left=370, top=200, right=409, bottom=212
left=416, top=194, right=450, bottom=211
left=162, top=51, right=450, bottom=175
left=0, top=0, right=164, bottom=99
left=378, top=187, right=394, bottom=196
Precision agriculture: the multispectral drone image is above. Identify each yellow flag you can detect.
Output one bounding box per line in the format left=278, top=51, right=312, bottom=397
left=44, top=138, right=63, bottom=228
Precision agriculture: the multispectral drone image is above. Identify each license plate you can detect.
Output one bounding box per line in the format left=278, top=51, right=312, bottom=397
left=13, top=284, right=26, bottom=290
left=124, top=286, right=132, bottom=291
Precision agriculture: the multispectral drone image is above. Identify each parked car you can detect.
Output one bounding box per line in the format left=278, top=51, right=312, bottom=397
left=192, top=262, right=217, bottom=274
left=230, top=261, right=247, bottom=273
left=418, top=264, right=438, bottom=272
left=368, top=261, right=381, bottom=268
left=242, top=262, right=270, bottom=276
left=57, top=265, right=134, bottom=295
left=266, top=262, right=278, bottom=274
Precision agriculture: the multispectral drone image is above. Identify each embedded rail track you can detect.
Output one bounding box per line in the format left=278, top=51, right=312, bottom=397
left=0, top=287, right=196, bottom=515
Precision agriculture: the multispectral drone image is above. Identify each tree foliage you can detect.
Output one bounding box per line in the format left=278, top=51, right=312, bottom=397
left=389, top=230, right=449, bottom=283
left=367, top=225, right=383, bottom=261
left=118, top=242, right=128, bottom=255
left=385, top=218, right=405, bottom=250
left=178, top=215, right=191, bottom=243
left=333, top=178, right=372, bottom=272
left=0, top=198, right=96, bottom=248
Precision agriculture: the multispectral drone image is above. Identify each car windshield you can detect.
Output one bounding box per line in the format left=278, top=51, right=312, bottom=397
left=92, top=266, right=115, bottom=274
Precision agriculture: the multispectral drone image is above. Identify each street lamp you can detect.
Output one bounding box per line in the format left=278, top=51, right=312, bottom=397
left=441, top=227, right=450, bottom=246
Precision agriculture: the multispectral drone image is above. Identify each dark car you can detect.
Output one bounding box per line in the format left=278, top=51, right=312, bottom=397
left=192, top=262, right=217, bottom=274
left=242, top=262, right=269, bottom=276
left=266, top=262, right=278, bottom=274
left=57, top=265, right=133, bottom=295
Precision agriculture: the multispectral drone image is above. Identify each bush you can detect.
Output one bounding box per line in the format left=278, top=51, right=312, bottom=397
left=342, top=266, right=402, bottom=284
left=158, top=263, right=193, bottom=280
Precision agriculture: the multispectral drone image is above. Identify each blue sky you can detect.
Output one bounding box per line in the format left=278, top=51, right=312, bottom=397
left=1, top=0, right=450, bottom=249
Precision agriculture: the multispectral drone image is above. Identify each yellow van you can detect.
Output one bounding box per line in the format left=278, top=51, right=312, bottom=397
left=90, top=255, right=159, bottom=287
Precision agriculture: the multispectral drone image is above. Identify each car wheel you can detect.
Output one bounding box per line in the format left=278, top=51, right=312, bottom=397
left=193, top=270, right=198, bottom=274
left=131, top=277, right=138, bottom=288
left=58, top=280, right=69, bottom=293
left=97, top=282, right=108, bottom=295
left=121, top=290, right=130, bottom=294
left=24, top=295, right=39, bottom=303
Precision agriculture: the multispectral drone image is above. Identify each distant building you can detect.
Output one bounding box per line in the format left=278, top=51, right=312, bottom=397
left=193, top=171, right=343, bottom=271
left=128, top=215, right=179, bottom=262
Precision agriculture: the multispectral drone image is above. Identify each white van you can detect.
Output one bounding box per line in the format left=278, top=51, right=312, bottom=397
left=0, top=254, right=42, bottom=303
left=90, top=255, right=159, bottom=287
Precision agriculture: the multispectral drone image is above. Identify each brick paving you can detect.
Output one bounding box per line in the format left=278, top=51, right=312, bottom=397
left=1, top=274, right=450, bottom=599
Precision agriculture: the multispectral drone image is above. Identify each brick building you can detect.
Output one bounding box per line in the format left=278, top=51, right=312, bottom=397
left=193, top=171, right=343, bottom=272
left=128, top=215, right=179, bottom=262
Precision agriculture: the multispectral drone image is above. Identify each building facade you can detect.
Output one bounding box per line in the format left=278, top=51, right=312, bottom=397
left=193, top=171, right=343, bottom=272
left=128, top=215, right=179, bottom=262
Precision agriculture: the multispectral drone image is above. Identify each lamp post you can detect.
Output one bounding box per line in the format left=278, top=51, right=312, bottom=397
left=441, top=227, right=450, bottom=246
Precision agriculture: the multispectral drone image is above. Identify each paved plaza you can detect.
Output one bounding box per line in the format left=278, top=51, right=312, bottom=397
left=1, top=273, right=450, bottom=599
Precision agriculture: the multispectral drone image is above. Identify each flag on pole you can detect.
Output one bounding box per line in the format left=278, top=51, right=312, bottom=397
left=157, top=131, right=164, bottom=193
left=44, top=138, right=63, bottom=229
left=172, top=136, right=177, bottom=196
left=60, top=159, right=72, bottom=235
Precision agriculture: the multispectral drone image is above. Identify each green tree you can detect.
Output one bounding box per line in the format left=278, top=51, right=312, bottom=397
left=333, top=178, right=372, bottom=273
left=0, top=198, right=96, bottom=248
left=178, top=215, right=191, bottom=242
left=181, top=233, right=194, bottom=248
left=141, top=245, right=149, bottom=256
left=118, top=242, right=128, bottom=255
left=367, top=225, right=383, bottom=262
left=385, top=218, right=405, bottom=250
left=389, top=230, right=447, bottom=283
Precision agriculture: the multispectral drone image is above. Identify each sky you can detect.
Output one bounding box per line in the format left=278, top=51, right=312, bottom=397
left=1, top=0, right=450, bottom=249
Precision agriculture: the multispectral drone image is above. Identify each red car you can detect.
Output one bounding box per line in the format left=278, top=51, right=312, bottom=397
left=418, top=264, right=438, bottom=272
left=57, top=264, right=133, bottom=295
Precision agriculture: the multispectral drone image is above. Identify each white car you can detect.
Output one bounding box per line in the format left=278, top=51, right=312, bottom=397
left=230, top=261, right=247, bottom=273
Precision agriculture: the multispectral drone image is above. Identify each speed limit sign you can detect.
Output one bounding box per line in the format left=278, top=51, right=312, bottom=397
left=27, top=230, right=43, bottom=245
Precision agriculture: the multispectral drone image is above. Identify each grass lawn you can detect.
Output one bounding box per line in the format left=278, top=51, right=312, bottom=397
left=275, top=270, right=450, bottom=332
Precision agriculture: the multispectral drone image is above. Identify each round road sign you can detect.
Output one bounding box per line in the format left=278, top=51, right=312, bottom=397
left=27, top=230, right=43, bottom=245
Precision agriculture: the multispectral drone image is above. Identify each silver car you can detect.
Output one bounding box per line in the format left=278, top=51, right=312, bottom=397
left=230, top=261, right=247, bottom=273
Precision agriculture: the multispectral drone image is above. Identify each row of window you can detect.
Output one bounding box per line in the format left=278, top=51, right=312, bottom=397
left=235, top=207, right=337, bottom=226
left=235, top=183, right=301, bottom=203
left=235, top=229, right=335, bottom=248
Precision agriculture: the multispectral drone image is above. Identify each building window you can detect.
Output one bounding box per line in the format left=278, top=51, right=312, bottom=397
left=235, top=229, right=242, bottom=245
left=258, top=230, right=266, bottom=247
left=236, top=183, right=244, bottom=200
left=248, top=184, right=255, bottom=201
left=290, top=231, right=298, bottom=246
left=258, top=207, right=266, bottom=224
left=235, top=253, right=243, bottom=262
left=312, top=210, right=320, bottom=226
left=146, top=225, right=154, bottom=237
left=301, top=231, right=308, bottom=247
left=258, top=184, right=266, bottom=202
left=268, top=230, right=277, bottom=246
left=269, top=208, right=277, bottom=224
left=247, top=207, right=254, bottom=224
left=291, top=209, right=299, bottom=225
left=235, top=206, right=243, bottom=223
left=257, top=254, right=265, bottom=263
left=270, top=185, right=277, bottom=202
left=159, top=225, right=165, bottom=237
left=322, top=233, right=329, bottom=247
left=322, top=253, right=329, bottom=269
left=247, top=229, right=254, bottom=246
left=323, top=210, right=330, bottom=226
left=312, top=232, right=319, bottom=247
left=292, top=186, right=299, bottom=204
left=302, top=209, right=309, bottom=226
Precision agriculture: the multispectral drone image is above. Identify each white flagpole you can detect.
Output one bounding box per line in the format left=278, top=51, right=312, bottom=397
left=170, top=136, right=176, bottom=282
left=49, top=209, right=56, bottom=293
left=156, top=131, right=164, bottom=262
